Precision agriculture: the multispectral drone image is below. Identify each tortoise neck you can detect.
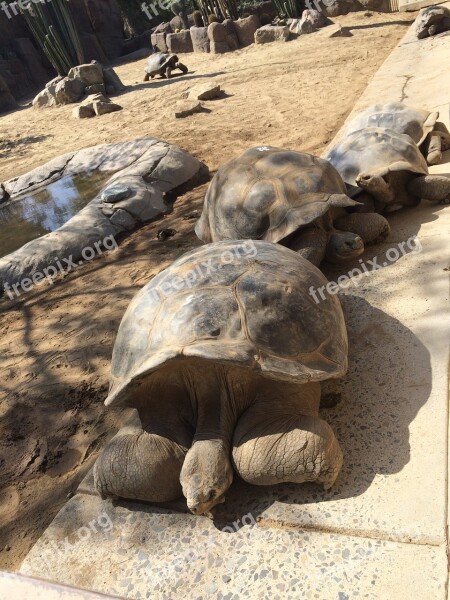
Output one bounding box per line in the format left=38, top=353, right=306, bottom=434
left=183, top=363, right=255, bottom=446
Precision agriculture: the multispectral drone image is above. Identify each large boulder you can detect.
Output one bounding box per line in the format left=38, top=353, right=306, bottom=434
left=208, top=22, right=232, bottom=53
left=32, top=85, right=57, bottom=109
left=233, top=15, right=260, bottom=47
left=54, top=77, right=86, bottom=105
left=151, top=32, right=169, bottom=52
left=321, top=0, right=363, bottom=16
left=255, top=24, right=290, bottom=43
left=167, top=30, right=194, bottom=53
left=190, top=26, right=210, bottom=52
left=68, top=63, right=103, bottom=86
left=223, top=19, right=240, bottom=50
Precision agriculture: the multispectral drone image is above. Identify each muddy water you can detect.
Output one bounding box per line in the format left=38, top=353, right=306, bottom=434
left=0, top=171, right=110, bottom=258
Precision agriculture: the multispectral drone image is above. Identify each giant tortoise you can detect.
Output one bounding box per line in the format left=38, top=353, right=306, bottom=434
left=144, top=52, right=188, bottom=80
left=415, top=5, right=450, bottom=39
left=195, top=146, right=390, bottom=267
left=327, top=127, right=450, bottom=212
left=94, top=241, right=347, bottom=515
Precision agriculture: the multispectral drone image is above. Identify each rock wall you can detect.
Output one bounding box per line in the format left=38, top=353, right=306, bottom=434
left=0, top=0, right=148, bottom=107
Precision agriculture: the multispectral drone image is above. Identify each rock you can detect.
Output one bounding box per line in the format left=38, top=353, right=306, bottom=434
left=190, top=26, right=210, bottom=52
left=167, top=31, right=194, bottom=53
left=102, top=67, right=126, bottom=93
left=82, top=93, right=109, bottom=105
left=32, top=87, right=56, bottom=109
left=233, top=15, right=260, bottom=47
left=290, top=17, right=315, bottom=35
left=151, top=32, right=168, bottom=53
left=54, top=77, right=86, bottom=104
left=301, top=9, right=329, bottom=27
left=174, top=100, right=203, bottom=118
left=110, top=208, right=136, bottom=230
left=72, top=105, right=96, bottom=119
left=323, top=23, right=352, bottom=37
left=208, top=22, right=227, bottom=42
left=322, top=0, right=362, bottom=17
left=208, top=22, right=231, bottom=53
left=93, top=101, right=123, bottom=116
left=85, top=83, right=106, bottom=95
left=184, top=83, right=221, bottom=101
left=68, top=63, right=103, bottom=86
left=45, top=76, right=64, bottom=89
left=254, top=25, right=290, bottom=44
left=154, top=21, right=172, bottom=34
left=101, top=184, right=132, bottom=203
left=223, top=19, right=240, bottom=50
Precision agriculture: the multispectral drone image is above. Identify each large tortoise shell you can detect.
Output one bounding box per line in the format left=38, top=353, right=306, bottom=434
left=195, top=146, right=357, bottom=244
left=106, top=241, right=348, bottom=406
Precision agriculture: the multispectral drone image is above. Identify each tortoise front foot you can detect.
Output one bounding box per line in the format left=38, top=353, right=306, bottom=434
left=177, top=62, right=188, bottom=74
left=143, top=72, right=150, bottom=82
left=232, top=401, right=343, bottom=490
left=334, top=212, right=390, bottom=245
left=93, top=411, right=188, bottom=503
left=165, top=66, right=172, bottom=79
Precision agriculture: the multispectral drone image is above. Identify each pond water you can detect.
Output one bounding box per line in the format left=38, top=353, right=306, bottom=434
left=0, top=172, right=110, bottom=259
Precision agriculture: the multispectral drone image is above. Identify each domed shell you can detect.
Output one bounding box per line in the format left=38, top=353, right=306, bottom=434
left=195, top=146, right=358, bottom=244
left=415, top=5, right=450, bottom=38
left=326, top=127, right=428, bottom=197
left=106, top=241, right=348, bottom=406
left=341, top=102, right=438, bottom=146
left=146, top=52, right=175, bottom=75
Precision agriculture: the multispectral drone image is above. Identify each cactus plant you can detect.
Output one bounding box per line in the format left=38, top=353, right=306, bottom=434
left=19, top=0, right=84, bottom=76
left=196, top=0, right=238, bottom=22
left=272, top=0, right=299, bottom=18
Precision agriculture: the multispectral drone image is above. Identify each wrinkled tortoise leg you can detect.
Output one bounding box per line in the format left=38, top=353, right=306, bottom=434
left=356, top=173, right=395, bottom=205
left=143, top=72, right=150, bottom=82
left=284, top=226, right=327, bottom=267
left=426, top=124, right=450, bottom=165
left=232, top=382, right=343, bottom=491
left=165, top=66, right=172, bottom=79
left=177, top=62, right=188, bottom=74
left=94, top=408, right=192, bottom=503
left=407, top=175, right=450, bottom=204
left=334, top=212, right=390, bottom=245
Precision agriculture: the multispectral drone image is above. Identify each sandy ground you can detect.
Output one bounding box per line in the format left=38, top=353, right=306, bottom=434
left=0, top=11, right=415, bottom=572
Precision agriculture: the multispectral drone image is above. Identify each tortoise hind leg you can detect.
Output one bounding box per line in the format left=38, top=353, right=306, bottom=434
left=334, top=212, right=390, bottom=246
left=407, top=175, right=450, bottom=204
left=94, top=409, right=192, bottom=503
left=232, top=382, right=343, bottom=491
left=165, top=66, right=172, bottom=79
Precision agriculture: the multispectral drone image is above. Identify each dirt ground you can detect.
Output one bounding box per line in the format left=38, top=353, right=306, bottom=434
left=0, top=11, right=415, bottom=572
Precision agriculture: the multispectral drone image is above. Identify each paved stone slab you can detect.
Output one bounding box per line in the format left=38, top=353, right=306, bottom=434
left=0, top=572, right=121, bottom=599
left=19, top=493, right=447, bottom=600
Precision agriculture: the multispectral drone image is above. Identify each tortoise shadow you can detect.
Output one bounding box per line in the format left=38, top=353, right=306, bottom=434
left=211, top=294, right=431, bottom=527
left=131, top=71, right=227, bottom=92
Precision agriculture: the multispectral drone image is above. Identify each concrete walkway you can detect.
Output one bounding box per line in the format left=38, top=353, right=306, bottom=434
left=19, top=15, right=450, bottom=600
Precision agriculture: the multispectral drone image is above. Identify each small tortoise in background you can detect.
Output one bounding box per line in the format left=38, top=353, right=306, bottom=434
left=195, top=146, right=390, bottom=267
left=327, top=127, right=450, bottom=212
left=94, top=241, right=347, bottom=515
left=415, top=5, right=450, bottom=39
left=144, top=52, right=188, bottom=80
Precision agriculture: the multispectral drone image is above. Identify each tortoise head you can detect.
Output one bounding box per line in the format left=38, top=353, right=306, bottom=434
left=326, top=231, right=364, bottom=263
left=180, top=439, right=233, bottom=515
